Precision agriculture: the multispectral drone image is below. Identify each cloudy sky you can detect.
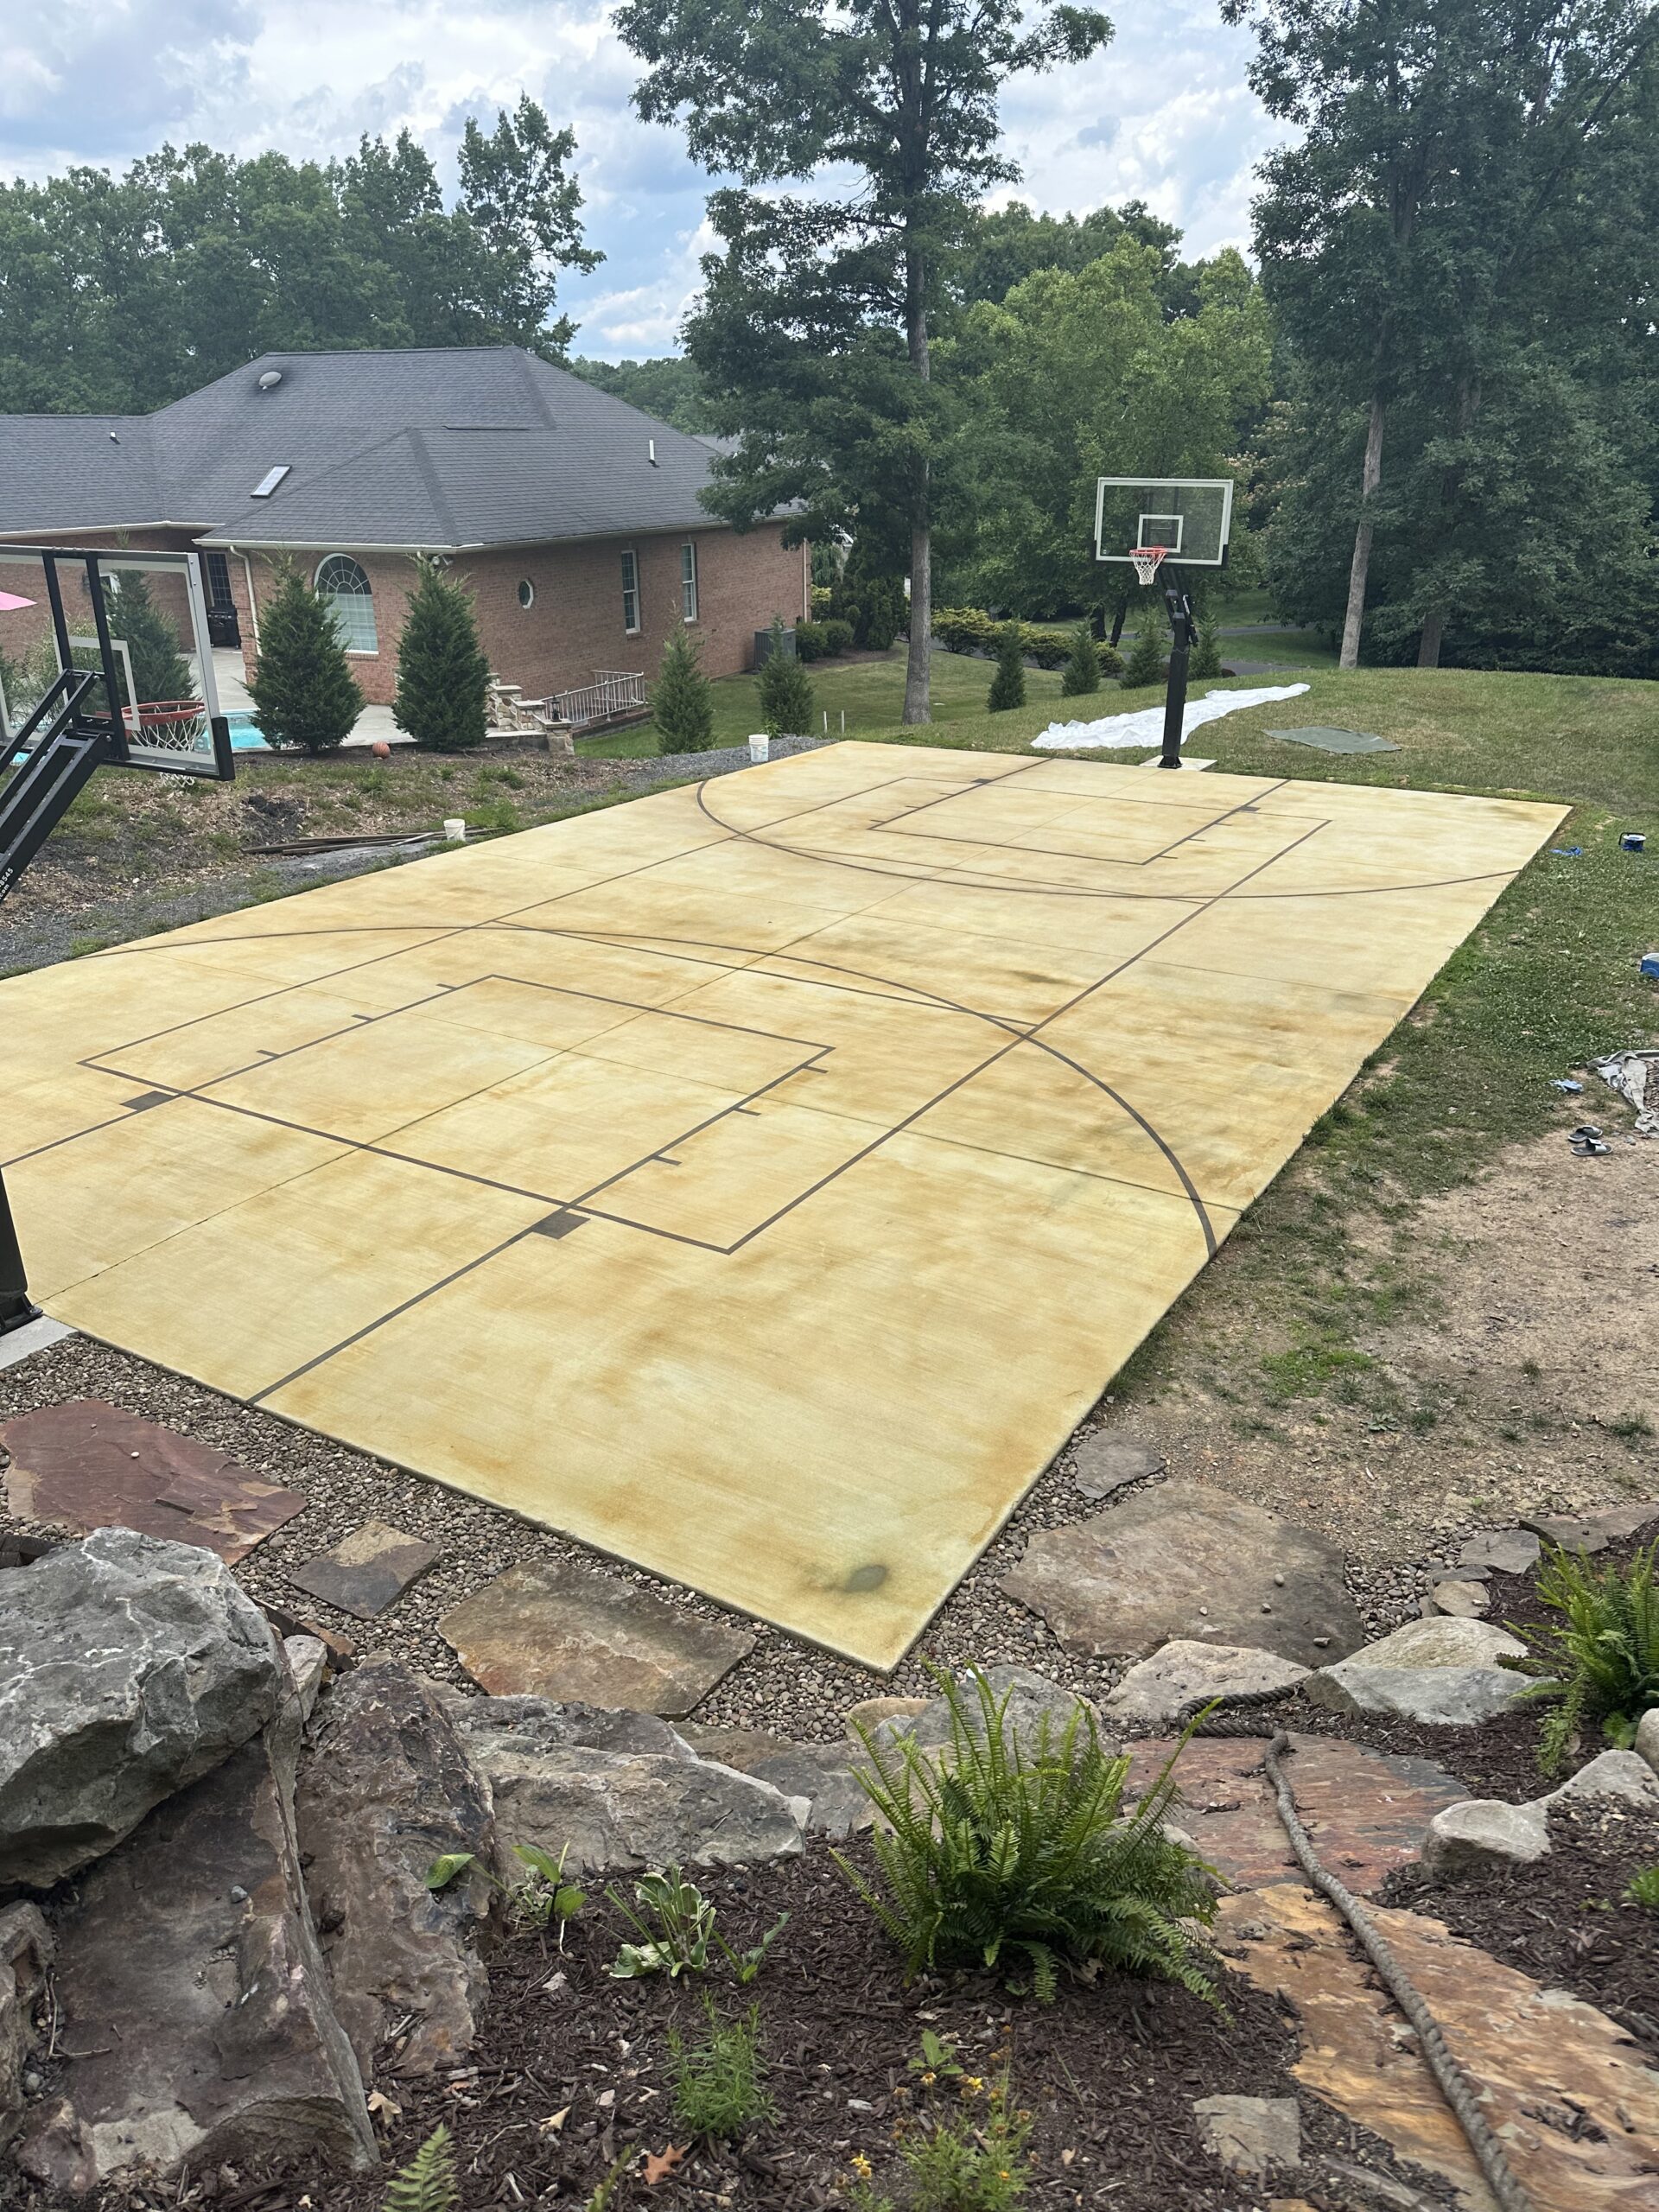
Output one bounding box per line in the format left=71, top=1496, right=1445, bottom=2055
left=2, top=0, right=1288, bottom=360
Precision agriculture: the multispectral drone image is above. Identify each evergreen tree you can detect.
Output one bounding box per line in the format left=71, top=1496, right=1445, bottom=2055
left=987, top=624, right=1027, bottom=711
left=102, top=572, right=193, bottom=706
left=1119, top=610, right=1167, bottom=690
left=394, top=560, right=491, bottom=751
left=1190, top=616, right=1224, bottom=679
left=248, top=564, right=363, bottom=753
left=1059, top=620, right=1101, bottom=696
left=616, top=0, right=1110, bottom=728
left=755, top=618, right=815, bottom=737
left=652, top=626, right=716, bottom=750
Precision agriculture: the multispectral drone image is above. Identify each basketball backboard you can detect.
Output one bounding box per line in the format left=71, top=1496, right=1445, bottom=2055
left=1095, top=478, right=1234, bottom=569
left=0, top=545, right=233, bottom=777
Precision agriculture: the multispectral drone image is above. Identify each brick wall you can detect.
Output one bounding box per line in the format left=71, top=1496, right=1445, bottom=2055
left=234, top=525, right=807, bottom=709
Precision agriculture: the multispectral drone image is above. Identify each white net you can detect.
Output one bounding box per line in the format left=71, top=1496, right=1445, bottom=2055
left=1129, top=547, right=1169, bottom=588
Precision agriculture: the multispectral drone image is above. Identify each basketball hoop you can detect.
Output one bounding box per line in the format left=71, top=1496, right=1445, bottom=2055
left=1129, top=546, right=1169, bottom=588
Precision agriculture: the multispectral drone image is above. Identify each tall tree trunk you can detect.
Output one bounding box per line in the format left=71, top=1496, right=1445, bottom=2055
left=1340, top=392, right=1386, bottom=670
left=1417, top=377, right=1478, bottom=669
left=901, top=238, right=931, bottom=725
left=1416, top=609, right=1445, bottom=666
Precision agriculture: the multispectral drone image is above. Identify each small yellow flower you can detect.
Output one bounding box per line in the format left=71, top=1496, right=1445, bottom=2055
left=960, top=2075, right=984, bottom=2098
left=919, top=2069, right=936, bottom=2087
left=850, top=2152, right=873, bottom=2179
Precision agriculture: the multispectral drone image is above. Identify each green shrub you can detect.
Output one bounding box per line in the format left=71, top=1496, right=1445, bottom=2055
left=249, top=563, right=364, bottom=753
left=652, top=626, right=716, bottom=751
left=394, top=557, right=490, bottom=752
left=794, top=618, right=830, bottom=661
left=823, top=617, right=855, bottom=656
left=382, top=2125, right=457, bottom=2212
left=1060, top=621, right=1101, bottom=697
left=671, top=1998, right=777, bottom=2139
left=756, top=616, right=816, bottom=736
left=1189, top=614, right=1224, bottom=680
left=1626, top=1864, right=1659, bottom=1910
left=1503, top=1539, right=1659, bottom=1773
left=1118, top=610, right=1167, bottom=690
left=986, top=626, right=1026, bottom=713
left=837, top=1667, right=1219, bottom=2003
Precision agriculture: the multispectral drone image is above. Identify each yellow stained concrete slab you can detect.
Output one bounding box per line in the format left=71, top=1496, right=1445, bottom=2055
left=4, top=744, right=1566, bottom=1665
left=6, top=1099, right=345, bottom=1300
left=52, top=1151, right=548, bottom=1401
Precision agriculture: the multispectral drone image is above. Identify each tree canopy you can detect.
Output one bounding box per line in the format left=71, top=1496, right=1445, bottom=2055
left=0, top=99, right=600, bottom=416
left=1231, top=0, right=1659, bottom=669
left=615, top=0, right=1114, bottom=721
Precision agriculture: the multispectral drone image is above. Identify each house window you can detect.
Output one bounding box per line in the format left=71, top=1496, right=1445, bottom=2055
left=315, top=554, right=378, bottom=652
left=680, top=542, right=698, bottom=623
left=620, top=549, right=640, bottom=634
left=518, top=579, right=535, bottom=610
left=204, top=551, right=234, bottom=611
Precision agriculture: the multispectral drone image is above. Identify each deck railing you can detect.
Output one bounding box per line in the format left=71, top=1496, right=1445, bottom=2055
left=553, top=671, right=647, bottom=731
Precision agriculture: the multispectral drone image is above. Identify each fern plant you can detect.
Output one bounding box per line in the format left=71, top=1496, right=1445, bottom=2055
left=836, top=1667, right=1220, bottom=2004
left=382, top=2124, right=458, bottom=2212
left=1502, top=1539, right=1659, bottom=1773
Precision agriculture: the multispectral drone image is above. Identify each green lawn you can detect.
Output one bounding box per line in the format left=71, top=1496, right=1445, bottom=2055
left=576, top=646, right=1065, bottom=758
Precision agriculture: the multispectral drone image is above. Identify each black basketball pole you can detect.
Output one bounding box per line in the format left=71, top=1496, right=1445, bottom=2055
left=0, top=1169, right=41, bottom=1337
left=1159, top=577, right=1198, bottom=769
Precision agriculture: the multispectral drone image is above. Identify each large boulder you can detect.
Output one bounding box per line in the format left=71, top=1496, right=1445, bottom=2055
left=1421, top=1798, right=1550, bottom=1877
left=16, top=1676, right=375, bottom=2194
left=1001, top=1482, right=1363, bottom=1668
left=874, top=1666, right=1110, bottom=1758
left=0, top=1904, right=52, bottom=2152
left=677, top=1726, right=873, bottom=1839
left=447, top=1694, right=804, bottom=1874
left=1103, top=1641, right=1308, bottom=1730
left=0, top=1528, right=284, bottom=1888
left=1304, top=1617, right=1540, bottom=1726
left=295, top=1661, right=500, bottom=2081
left=1637, top=1708, right=1659, bottom=1777
left=1541, top=1749, right=1659, bottom=1810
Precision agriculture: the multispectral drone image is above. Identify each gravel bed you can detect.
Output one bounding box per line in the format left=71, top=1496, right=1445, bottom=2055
left=2, top=1332, right=1448, bottom=1745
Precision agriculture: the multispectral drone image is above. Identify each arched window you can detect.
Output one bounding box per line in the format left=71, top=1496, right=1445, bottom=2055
left=315, top=555, right=378, bottom=652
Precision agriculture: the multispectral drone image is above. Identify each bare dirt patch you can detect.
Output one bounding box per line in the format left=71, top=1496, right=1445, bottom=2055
left=1093, top=1128, right=1658, bottom=1615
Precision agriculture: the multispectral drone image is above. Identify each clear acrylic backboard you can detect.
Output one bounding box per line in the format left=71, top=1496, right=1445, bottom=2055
left=1094, top=478, right=1235, bottom=569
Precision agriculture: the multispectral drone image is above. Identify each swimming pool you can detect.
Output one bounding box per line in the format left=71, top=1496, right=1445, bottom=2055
left=225, top=712, right=271, bottom=753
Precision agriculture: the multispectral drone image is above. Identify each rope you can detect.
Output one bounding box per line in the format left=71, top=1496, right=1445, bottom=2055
left=1179, top=1697, right=1538, bottom=2212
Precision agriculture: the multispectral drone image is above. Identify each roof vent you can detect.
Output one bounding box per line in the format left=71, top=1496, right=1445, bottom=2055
left=257, top=369, right=283, bottom=391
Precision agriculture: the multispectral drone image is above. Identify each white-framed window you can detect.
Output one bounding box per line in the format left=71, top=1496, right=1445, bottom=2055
left=680, top=540, right=698, bottom=623
left=518, top=578, right=535, bottom=610
left=315, top=554, right=378, bottom=653
left=620, top=548, right=640, bottom=634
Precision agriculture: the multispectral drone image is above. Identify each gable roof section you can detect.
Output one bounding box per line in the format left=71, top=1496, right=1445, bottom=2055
left=0, top=348, right=734, bottom=550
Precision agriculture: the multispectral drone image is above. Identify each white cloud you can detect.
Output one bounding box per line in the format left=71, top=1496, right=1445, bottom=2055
left=1, top=0, right=1287, bottom=359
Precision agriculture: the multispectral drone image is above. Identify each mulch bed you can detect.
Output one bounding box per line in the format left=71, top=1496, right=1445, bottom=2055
left=1382, top=1800, right=1659, bottom=2056
left=102, top=1843, right=1448, bottom=2212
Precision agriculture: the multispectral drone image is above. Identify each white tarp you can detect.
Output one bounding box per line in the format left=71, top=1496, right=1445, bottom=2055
left=1033, top=682, right=1311, bottom=753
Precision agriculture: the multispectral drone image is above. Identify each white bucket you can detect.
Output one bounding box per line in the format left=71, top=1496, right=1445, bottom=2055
left=443, top=817, right=467, bottom=842
left=747, top=734, right=770, bottom=764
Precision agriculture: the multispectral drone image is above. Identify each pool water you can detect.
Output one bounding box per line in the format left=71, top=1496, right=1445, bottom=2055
left=225, top=712, right=271, bottom=753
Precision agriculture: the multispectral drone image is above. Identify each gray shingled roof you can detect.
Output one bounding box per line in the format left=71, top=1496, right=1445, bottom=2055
left=0, top=348, right=733, bottom=550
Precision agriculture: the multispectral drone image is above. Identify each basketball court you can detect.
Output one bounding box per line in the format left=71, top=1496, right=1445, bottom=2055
left=2, top=742, right=1565, bottom=1665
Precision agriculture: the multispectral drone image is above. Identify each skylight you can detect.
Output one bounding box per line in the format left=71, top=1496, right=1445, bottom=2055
left=251, top=466, right=290, bottom=498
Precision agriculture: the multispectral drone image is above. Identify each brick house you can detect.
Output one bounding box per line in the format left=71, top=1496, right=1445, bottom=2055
left=0, top=347, right=808, bottom=712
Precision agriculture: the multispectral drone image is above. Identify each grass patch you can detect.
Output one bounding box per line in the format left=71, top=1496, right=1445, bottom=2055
left=670, top=1999, right=777, bottom=2139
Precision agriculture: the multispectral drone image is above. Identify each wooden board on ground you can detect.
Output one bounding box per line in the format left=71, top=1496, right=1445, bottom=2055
left=1, top=744, right=1566, bottom=1668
